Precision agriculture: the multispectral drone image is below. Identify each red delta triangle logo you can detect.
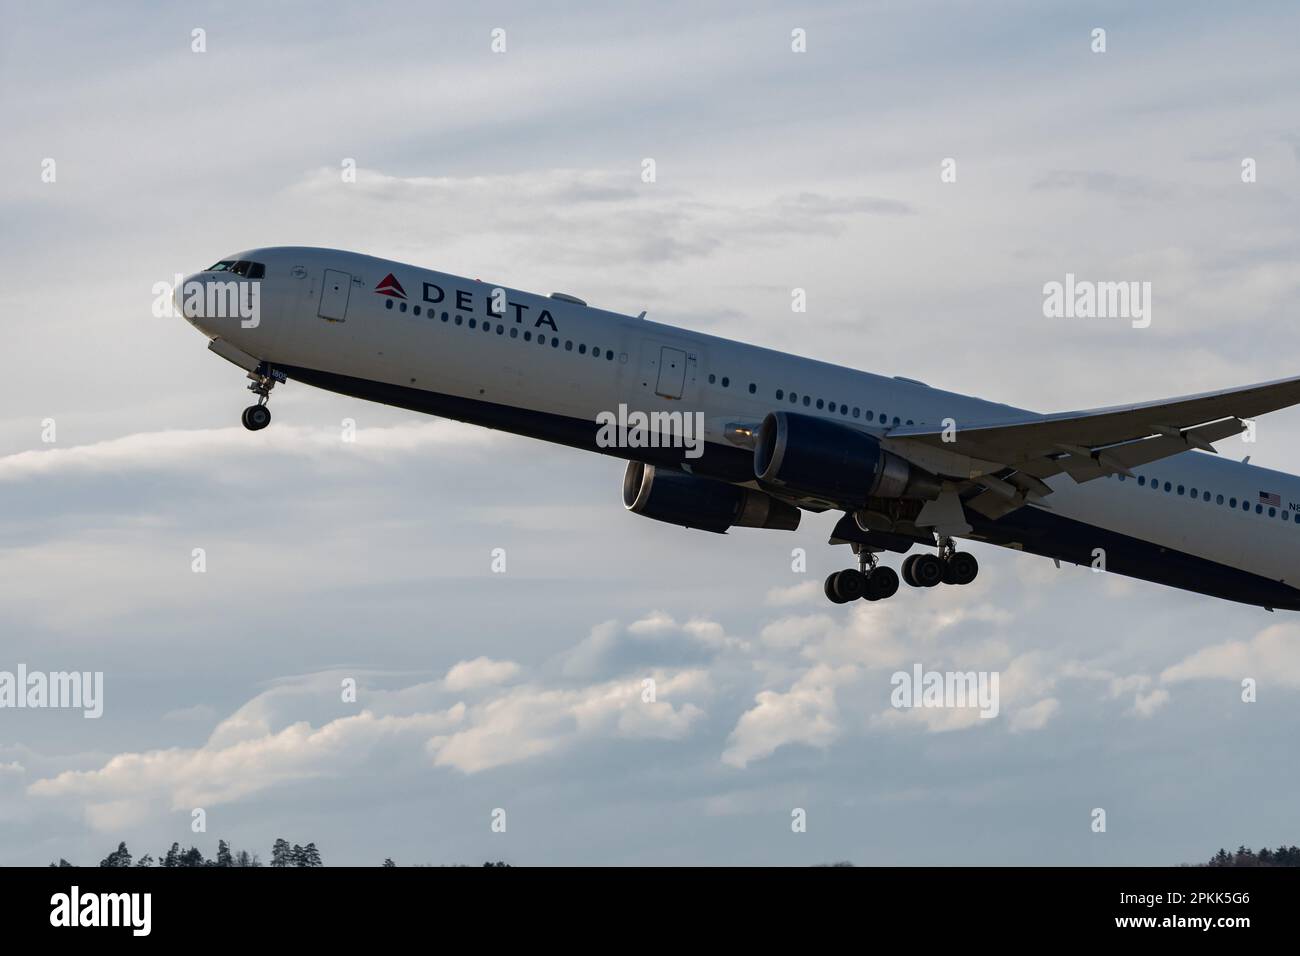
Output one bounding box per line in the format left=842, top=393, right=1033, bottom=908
left=374, top=273, right=407, bottom=299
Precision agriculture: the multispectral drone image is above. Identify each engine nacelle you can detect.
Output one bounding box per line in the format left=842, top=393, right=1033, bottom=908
left=623, top=462, right=801, bottom=534
left=753, top=411, right=942, bottom=508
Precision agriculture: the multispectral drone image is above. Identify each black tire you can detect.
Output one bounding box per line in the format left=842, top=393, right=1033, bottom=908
left=833, top=568, right=867, bottom=602
left=825, top=572, right=850, bottom=604
left=948, top=551, right=979, bottom=585
left=244, top=404, right=271, bottom=431
left=901, top=554, right=921, bottom=587
left=912, top=554, right=945, bottom=588
left=866, top=566, right=900, bottom=601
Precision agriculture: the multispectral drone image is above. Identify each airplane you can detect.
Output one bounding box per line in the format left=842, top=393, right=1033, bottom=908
left=175, top=247, right=1300, bottom=611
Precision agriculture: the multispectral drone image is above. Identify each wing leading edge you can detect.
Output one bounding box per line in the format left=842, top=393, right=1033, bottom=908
left=882, top=374, right=1300, bottom=518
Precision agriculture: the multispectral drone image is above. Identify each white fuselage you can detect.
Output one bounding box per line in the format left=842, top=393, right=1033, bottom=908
left=180, top=247, right=1300, bottom=609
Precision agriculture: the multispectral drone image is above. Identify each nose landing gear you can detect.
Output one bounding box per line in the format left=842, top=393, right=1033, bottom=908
left=240, top=364, right=282, bottom=432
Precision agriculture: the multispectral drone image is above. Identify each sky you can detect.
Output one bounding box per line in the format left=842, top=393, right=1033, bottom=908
left=1, top=0, right=1299, bottom=866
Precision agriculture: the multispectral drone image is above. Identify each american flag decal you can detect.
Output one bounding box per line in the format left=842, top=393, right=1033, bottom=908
left=1260, top=491, right=1281, bottom=507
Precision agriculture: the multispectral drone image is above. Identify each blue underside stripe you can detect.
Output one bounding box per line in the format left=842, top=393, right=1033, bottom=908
left=277, top=363, right=1300, bottom=611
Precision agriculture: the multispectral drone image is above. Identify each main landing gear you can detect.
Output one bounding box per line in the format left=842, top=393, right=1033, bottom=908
left=240, top=365, right=279, bottom=432
left=823, top=539, right=979, bottom=604
left=824, top=545, right=901, bottom=604
left=900, top=537, right=979, bottom=588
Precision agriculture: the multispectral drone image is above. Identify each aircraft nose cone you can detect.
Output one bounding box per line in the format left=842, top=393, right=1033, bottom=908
left=174, top=274, right=195, bottom=317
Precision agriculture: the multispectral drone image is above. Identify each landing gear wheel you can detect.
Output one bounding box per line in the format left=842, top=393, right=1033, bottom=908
left=911, top=553, right=945, bottom=588
left=832, top=569, right=867, bottom=602
left=947, top=551, right=979, bottom=586
left=240, top=363, right=281, bottom=432
left=825, top=572, right=851, bottom=604
left=942, top=560, right=960, bottom=585
left=242, top=404, right=271, bottom=431
left=901, top=554, right=921, bottom=587
left=865, top=566, right=900, bottom=601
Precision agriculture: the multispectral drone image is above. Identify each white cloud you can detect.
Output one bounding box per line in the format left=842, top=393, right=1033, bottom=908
left=26, top=664, right=711, bottom=826
left=431, top=671, right=706, bottom=773
left=763, top=580, right=823, bottom=607
left=722, top=664, right=857, bottom=768
left=30, top=708, right=467, bottom=830
left=1160, top=623, right=1300, bottom=687
left=443, top=657, right=521, bottom=692
left=0, top=422, right=492, bottom=483
left=1010, top=698, right=1061, bottom=733
left=1132, top=689, right=1171, bottom=718
left=627, top=611, right=677, bottom=635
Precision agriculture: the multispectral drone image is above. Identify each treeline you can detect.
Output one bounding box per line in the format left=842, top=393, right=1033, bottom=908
left=49, top=837, right=322, bottom=868
left=51, top=840, right=510, bottom=867
left=1203, top=845, right=1300, bottom=867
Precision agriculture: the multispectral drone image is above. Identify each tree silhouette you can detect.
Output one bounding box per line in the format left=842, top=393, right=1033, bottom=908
left=99, top=841, right=132, bottom=867
left=382, top=858, right=396, bottom=867
left=1205, top=844, right=1300, bottom=867
left=270, top=838, right=293, bottom=868
left=162, top=843, right=181, bottom=868
left=179, top=846, right=206, bottom=867
left=216, top=840, right=233, bottom=867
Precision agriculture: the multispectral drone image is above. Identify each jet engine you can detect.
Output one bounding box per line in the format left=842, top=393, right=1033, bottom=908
left=753, top=411, right=942, bottom=508
left=622, top=461, right=801, bottom=534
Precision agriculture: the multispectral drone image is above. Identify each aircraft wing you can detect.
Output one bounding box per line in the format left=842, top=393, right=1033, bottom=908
left=883, top=374, right=1300, bottom=516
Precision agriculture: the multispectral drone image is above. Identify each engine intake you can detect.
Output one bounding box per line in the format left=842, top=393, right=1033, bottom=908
left=623, top=461, right=801, bottom=534
left=754, top=411, right=941, bottom=507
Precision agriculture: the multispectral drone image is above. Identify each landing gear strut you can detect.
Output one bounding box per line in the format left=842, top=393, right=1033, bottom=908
left=240, top=364, right=280, bottom=431
left=901, top=537, right=979, bottom=588
left=824, top=545, right=901, bottom=604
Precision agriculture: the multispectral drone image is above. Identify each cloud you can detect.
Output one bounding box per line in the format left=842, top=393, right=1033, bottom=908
left=30, top=707, right=467, bottom=830
left=27, top=664, right=710, bottom=827
left=627, top=611, right=677, bottom=635
left=1031, top=169, right=1178, bottom=203
left=0, top=422, right=493, bottom=483
left=1131, top=688, right=1171, bottom=718
left=763, top=581, right=823, bottom=607
left=1160, top=623, right=1300, bottom=687
left=722, top=664, right=857, bottom=768
left=443, top=657, right=521, bottom=692
left=431, top=671, right=706, bottom=774
left=288, top=166, right=912, bottom=270
left=1010, top=697, right=1061, bottom=733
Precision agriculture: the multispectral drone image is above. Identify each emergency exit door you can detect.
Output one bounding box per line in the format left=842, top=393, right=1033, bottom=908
left=655, top=346, right=687, bottom=399
left=318, top=269, right=352, bottom=321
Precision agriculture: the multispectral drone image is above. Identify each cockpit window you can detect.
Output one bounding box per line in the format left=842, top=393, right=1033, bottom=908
left=206, top=258, right=264, bottom=277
